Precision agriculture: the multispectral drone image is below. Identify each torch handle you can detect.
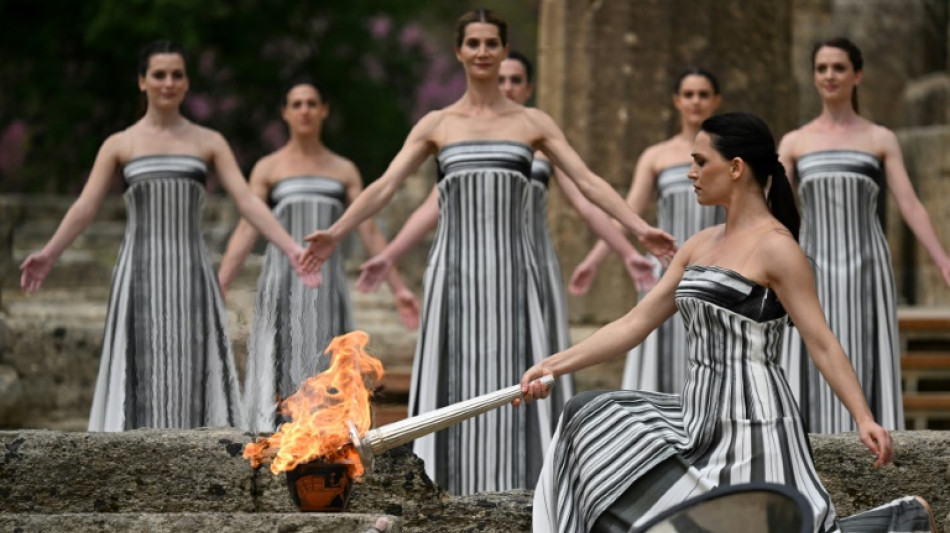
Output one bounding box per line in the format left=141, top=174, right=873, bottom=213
left=363, top=374, right=556, bottom=455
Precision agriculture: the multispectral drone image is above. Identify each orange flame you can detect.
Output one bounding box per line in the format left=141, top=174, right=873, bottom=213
left=243, top=330, right=383, bottom=479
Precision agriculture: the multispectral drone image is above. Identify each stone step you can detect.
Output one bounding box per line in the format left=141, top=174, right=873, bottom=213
left=1, top=429, right=948, bottom=532
left=0, top=428, right=444, bottom=515
left=0, top=513, right=401, bottom=533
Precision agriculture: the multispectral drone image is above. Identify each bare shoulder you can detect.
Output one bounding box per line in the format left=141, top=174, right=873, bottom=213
left=757, top=226, right=809, bottom=280
left=777, top=124, right=810, bottom=158
left=100, top=129, right=133, bottom=160
left=249, top=151, right=279, bottom=184
left=522, top=106, right=556, bottom=128
left=409, top=109, right=447, bottom=142
left=868, top=122, right=900, bottom=150
left=328, top=151, right=362, bottom=184
left=678, top=224, right=724, bottom=262
left=194, top=123, right=228, bottom=147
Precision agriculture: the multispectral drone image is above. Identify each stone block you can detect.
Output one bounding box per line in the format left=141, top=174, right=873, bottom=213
left=903, top=72, right=950, bottom=127
left=0, top=429, right=947, bottom=532
left=0, top=513, right=401, bottom=533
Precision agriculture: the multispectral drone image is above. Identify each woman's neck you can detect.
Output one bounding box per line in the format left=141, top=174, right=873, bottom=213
left=461, top=76, right=507, bottom=109
left=287, top=131, right=327, bottom=155
left=142, top=106, right=185, bottom=129
left=818, top=98, right=860, bottom=127
left=723, top=186, right=773, bottom=234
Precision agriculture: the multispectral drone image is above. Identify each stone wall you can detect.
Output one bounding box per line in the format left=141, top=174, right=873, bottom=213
left=537, top=0, right=796, bottom=323
left=0, top=429, right=947, bottom=531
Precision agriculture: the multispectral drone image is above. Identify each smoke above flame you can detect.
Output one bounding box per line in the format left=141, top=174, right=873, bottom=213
left=243, top=331, right=383, bottom=479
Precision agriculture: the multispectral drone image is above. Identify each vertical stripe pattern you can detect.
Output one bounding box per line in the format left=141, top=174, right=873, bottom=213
left=623, top=164, right=725, bottom=392
left=410, top=141, right=553, bottom=495
left=780, top=150, right=903, bottom=433
left=539, top=266, right=836, bottom=533
left=534, top=266, right=928, bottom=533
left=88, top=155, right=242, bottom=431
left=243, top=176, right=353, bottom=433
left=529, top=158, right=575, bottom=420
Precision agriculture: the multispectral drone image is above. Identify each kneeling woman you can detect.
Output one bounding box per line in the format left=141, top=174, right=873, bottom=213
left=519, top=112, right=933, bottom=532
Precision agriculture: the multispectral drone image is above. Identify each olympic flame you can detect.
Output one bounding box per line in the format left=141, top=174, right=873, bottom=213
left=243, top=331, right=382, bottom=480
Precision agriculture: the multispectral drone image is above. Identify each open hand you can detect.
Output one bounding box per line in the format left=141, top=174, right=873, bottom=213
left=568, top=260, right=597, bottom=296
left=624, top=253, right=659, bottom=293
left=290, top=249, right=322, bottom=288
left=394, top=288, right=420, bottom=330
left=357, top=254, right=394, bottom=293
left=20, top=251, right=54, bottom=294
left=637, top=227, right=676, bottom=267
left=858, top=420, right=893, bottom=468
left=301, top=230, right=338, bottom=279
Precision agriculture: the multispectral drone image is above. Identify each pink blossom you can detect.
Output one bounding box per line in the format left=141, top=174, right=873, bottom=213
left=0, top=120, right=28, bottom=174
left=185, top=94, right=213, bottom=121
left=368, top=15, right=392, bottom=39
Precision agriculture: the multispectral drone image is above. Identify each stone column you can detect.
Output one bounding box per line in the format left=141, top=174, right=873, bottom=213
left=538, top=0, right=795, bottom=323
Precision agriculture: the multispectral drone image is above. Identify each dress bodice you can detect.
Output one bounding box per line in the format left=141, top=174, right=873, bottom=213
left=120, top=155, right=209, bottom=242
left=676, top=266, right=794, bottom=423
left=436, top=141, right=533, bottom=181
left=122, top=154, right=207, bottom=188
left=268, top=175, right=346, bottom=207
left=796, top=150, right=885, bottom=225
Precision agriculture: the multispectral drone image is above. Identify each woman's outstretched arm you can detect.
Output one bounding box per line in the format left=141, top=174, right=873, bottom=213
left=764, top=230, right=892, bottom=467
left=20, top=134, right=123, bottom=293
left=217, top=157, right=273, bottom=295
left=357, top=187, right=439, bottom=293
left=879, top=127, right=950, bottom=286
left=529, top=108, right=676, bottom=264
left=552, top=166, right=657, bottom=294
left=518, top=237, right=696, bottom=403
left=302, top=112, right=439, bottom=274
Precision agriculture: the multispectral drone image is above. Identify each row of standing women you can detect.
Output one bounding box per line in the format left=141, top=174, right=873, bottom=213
left=19, top=7, right=948, bottom=531
left=19, top=41, right=420, bottom=432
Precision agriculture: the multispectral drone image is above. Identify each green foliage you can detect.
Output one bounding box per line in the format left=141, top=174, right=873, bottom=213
left=0, top=0, right=434, bottom=192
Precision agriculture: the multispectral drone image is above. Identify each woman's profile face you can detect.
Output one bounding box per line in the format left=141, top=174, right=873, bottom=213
left=498, top=58, right=532, bottom=104
left=688, top=131, right=732, bottom=206
left=673, top=75, right=720, bottom=127
left=813, top=46, right=861, bottom=103
left=455, top=22, right=507, bottom=80
left=138, top=53, right=188, bottom=109
left=282, top=84, right=327, bottom=135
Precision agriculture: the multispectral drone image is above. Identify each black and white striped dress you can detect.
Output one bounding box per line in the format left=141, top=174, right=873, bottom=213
left=243, top=176, right=353, bottom=433
left=533, top=266, right=930, bottom=533
left=410, top=141, right=553, bottom=495
left=88, top=155, right=243, bottom=431
left=622, top=164, right=724, bottom=392
left=528, top=158, right=574, bottom=418
left=780, top=151, right=903, bottom=433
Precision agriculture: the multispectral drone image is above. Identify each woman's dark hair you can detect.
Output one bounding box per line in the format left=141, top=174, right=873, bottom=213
left=506, top=50, right=534, bottom=84
left=811, top=37, right=863, bottom=112
left=138, top=40, right=186, bottom=76
left=283, top=77, right=328, bottom=107
left=454, top=8, right=508, bottom=48
left=701, top=112, right=800, bottom=241
left=673, top=67, right=720, bottom=95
